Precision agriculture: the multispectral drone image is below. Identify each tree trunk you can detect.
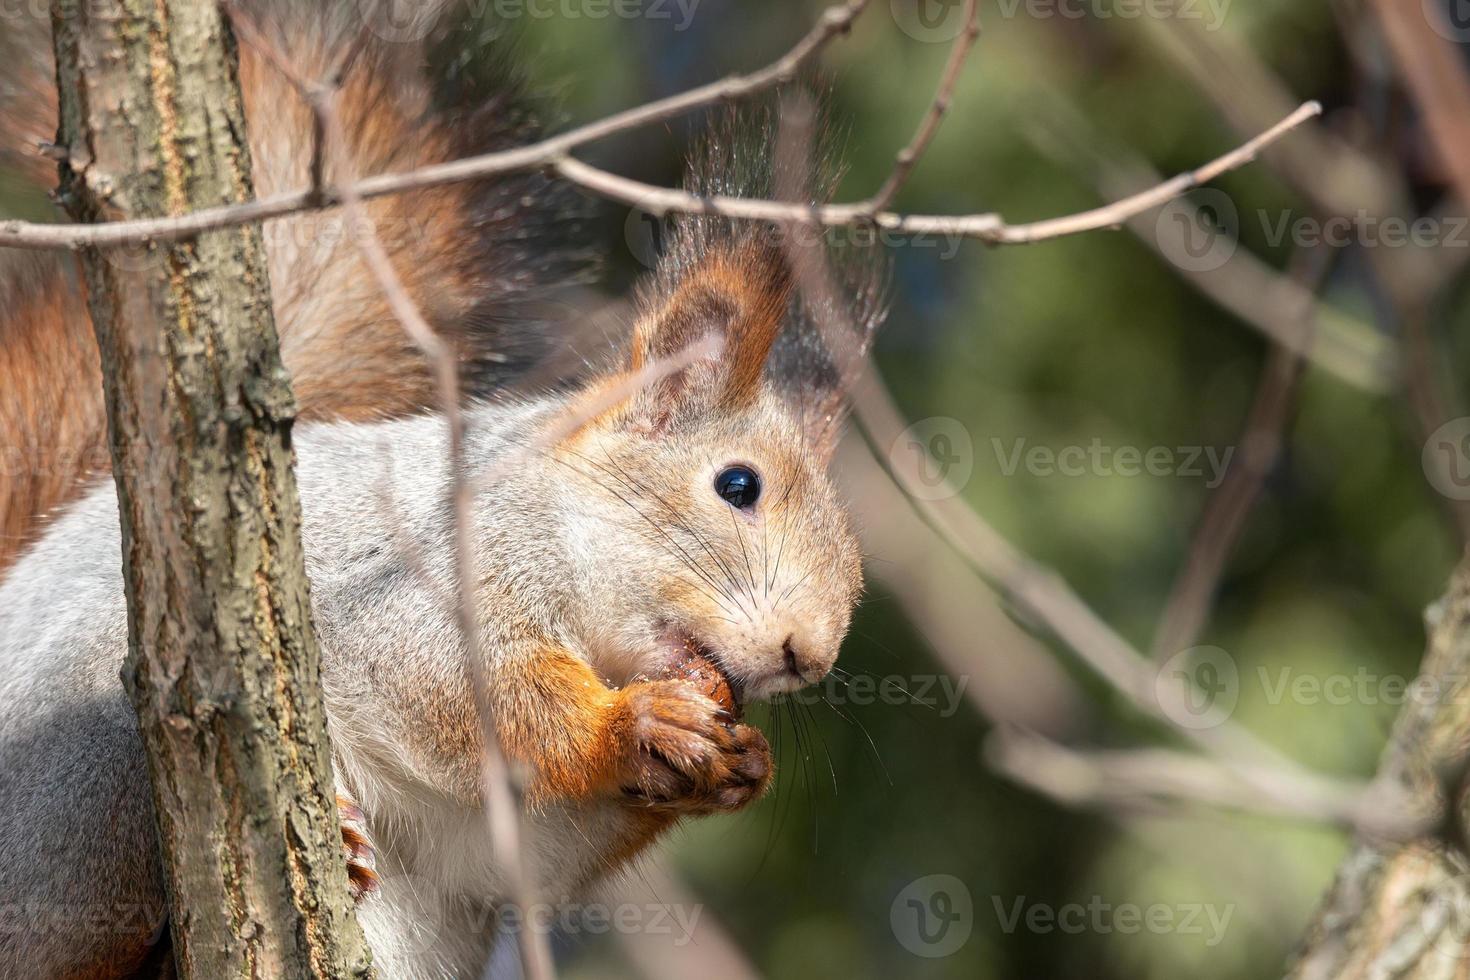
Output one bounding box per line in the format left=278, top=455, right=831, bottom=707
left=1289, top=556, right=1470, bottom=978
left=49, top=0, right=372, bottom=976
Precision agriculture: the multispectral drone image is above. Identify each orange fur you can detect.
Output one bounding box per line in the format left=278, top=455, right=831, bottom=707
left=629, top=242, right=792, bottom=409
left=619, top=241, right=795, bottom=437
left=493, top=644, right=625, bottom=804
left=0, top=256, right=107, bottom=574
left=0, top=18, right=580, bottom=575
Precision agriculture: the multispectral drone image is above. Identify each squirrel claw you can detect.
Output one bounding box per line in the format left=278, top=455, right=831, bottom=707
left=616, top=681, right=772, bottom=815
left=337, top=794, right=378, bottom=902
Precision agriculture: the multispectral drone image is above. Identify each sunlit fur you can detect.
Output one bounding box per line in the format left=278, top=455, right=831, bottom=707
left=0, top=4, right=883, bottom=978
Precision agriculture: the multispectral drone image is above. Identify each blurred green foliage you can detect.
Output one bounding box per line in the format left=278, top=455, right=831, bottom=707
left=518, top=2, right=1461, bottom=977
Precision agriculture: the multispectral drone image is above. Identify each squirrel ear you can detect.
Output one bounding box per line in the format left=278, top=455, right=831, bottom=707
left=624, top=243, right=793, bottom=431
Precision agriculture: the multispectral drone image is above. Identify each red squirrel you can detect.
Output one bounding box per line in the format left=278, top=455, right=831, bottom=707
left=0, top=2, right=884, bottom=977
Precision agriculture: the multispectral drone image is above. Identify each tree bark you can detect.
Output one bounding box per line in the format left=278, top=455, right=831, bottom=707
left=49, top=0, right=372, bottom=976
left=1288, top=556, right=1470, bottom=978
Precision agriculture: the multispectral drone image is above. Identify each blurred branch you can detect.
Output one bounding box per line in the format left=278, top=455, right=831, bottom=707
left=1367, top=0, right=1470, bottom=211
left=837, top=436, right=1091, bottom=737
left=1019, top=98, right=1390, bottom=390
left=986, top=728, right=1429, bottom=838
left=229, top=12, right=557, bottom=977
left=1289, top=560, right=1470, bottom=977
left=1149, top=245, right=1335, bottom=661
left=770, top=89, right=1402, bottom=840
left=1138, top=3, right=1403, bottom=221
left=1120, top=3, right=1470, bottom=542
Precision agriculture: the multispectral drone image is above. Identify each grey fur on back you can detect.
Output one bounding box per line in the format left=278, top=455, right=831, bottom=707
left=0, top=399, right=558, bottom=978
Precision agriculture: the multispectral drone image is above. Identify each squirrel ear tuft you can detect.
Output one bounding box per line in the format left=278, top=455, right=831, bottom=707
left=625, top=242, right=792, bottom=431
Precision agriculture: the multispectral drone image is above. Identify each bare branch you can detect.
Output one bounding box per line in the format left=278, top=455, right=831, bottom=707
left=1366, top=0, right=1470, bottom=214
left=770, top=91, right=1391, bottom=838
left=551, top=100, right=1321, bottom=245
left=861, top=0, right=981, bottom=213
left=1149, top=244, right=1334, bottom=661
left=1019, top=97, right=1390, bottom=390
left=0, top=48, right=1321, bottom=255
left=0, top=0, right=870, bottom=250
left=228, top=17, right=557, bottom=977
left=986, top=729, right=1431, bottom=839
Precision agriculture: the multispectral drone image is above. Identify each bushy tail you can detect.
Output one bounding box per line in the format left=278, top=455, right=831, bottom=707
left=0, top=1, right=592, bottom=572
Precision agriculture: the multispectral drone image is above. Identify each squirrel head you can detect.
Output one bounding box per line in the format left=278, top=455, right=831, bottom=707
left=558, top=239, right=871, bottom=703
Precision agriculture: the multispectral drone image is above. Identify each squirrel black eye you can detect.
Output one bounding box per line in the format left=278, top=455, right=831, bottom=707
left=714, top=466, right=761, bottom=509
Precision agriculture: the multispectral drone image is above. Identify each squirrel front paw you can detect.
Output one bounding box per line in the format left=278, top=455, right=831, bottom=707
left=337, top=794, right=378, bottom=902
left=615, top=680, right=772, bottom=815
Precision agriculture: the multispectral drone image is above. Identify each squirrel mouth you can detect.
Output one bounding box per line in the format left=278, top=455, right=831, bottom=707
left=653, top=627, right=748, bottom=710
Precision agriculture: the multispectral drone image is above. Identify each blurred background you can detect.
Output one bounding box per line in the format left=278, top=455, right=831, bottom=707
left=7, top=0, right=1468, bottom=977
left=524, top=1, right=1467, bottom=977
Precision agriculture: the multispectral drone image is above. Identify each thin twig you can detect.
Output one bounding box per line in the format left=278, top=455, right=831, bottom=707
left=770, top=92, right=1388, bottom=835
left=550, top=99, right=1321, bottom=244
left=0, top=71, right=1321, bottom=253
left=1149, top=244, right=1334, bottom=661
left=861, top=0, right=981, bottom=213
left=1019, top=95, right=1390, bottom=391
left=0, top=0, right=870, bottom=250
left=986, top=728, right=1431, bottom=839
left=229, top=15, right=556, bottom=979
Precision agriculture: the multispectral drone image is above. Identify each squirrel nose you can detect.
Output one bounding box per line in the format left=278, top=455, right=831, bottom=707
left=782, top=634, right=827, bottom=685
